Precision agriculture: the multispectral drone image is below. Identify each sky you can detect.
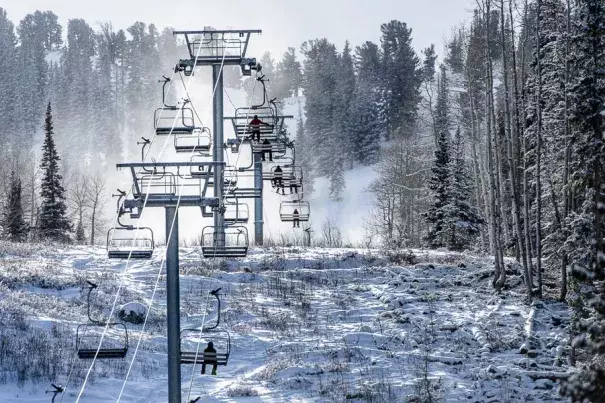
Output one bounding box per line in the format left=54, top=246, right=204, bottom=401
left=5, top=0, right=475, bottom=62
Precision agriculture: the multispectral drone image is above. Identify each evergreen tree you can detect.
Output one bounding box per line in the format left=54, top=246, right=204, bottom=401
left=0, top=8, right=18, bottom=152
left=448, top=127, right=483, bottom=250
left=16, top=12, right=49, bottom=143
left=379, top=20, right=422, bottom=139
left=295, top=103, right=315, bottom=196
left=424, top=66, right=452, bottom=248
left=351, top=41, right=382, bottom=165
left=277, top=47, right=302, bottom=97
left=38, top=102, right=71, bottom=242
left=301, top=38, right=339, bottom=178
left=334, top=41, right=356, bottom=170
left=3, top=171, right=28, bottom=242
left=560, top=0, right=605, bottom=400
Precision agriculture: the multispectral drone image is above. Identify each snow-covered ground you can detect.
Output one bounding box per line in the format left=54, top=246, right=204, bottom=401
left=0, top=241, right=572, bottom=402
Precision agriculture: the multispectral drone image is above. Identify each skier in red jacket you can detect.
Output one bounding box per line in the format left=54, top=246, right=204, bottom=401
left=247, top=115, right=270, bottom=142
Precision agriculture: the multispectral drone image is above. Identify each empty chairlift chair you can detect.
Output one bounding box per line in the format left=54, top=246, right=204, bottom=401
left=76, top=282, right=129, bottom=359
left=174, top=127, right=212, bottom=153
left=201, top=226, right=249, bottom=258
left=107, top=226, right=154, bottom=259
left=154, top=106, right=197, bottom=135
left=224, top=200, right=249, bottom=224
left=136, top=172, right=177, bottom=197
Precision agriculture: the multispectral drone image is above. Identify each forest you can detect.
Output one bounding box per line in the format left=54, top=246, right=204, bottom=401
left=0, top=0, right=604, bottom=400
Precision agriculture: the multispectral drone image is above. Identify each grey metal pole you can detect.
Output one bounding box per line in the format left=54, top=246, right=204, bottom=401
left=212, top=64, right=225, bottom=247
left=165, top=206, right=181, bottom=403
left=254, top=152, right=263, bottom=245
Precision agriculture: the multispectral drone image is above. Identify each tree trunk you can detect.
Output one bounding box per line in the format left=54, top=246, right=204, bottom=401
left=520, top=0, right=535, bottom=288
left=502, top=0, right=532, bottom=299
left=484, top=0, right=505, bottom=289
left=560, top=0, right=572, bottom=302
left=535, top=0, right=544, bottom=297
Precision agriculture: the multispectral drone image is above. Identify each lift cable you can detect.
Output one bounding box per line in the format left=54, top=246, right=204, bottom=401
left=116, top=46, right=229, bottom=403
left=59, top=70, right=180, bottom=403
left=75, top=50, right=204, bottom=403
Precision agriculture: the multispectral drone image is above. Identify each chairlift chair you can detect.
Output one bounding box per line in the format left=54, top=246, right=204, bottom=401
left=75, top=282, right=129, bottom=359
left=174, top=127, right=212, bottom=153
left=107, top=226, right=154, bottom=259
left=136, top=172, right=177, bottom=196
left=180, top=329, right=231, bottom=366
left=154, top=106, right=198, bottom=135
left=279, top=200, right=310, bottom=222
left=201, top=226, right=248, bottom=258
left=180, top=288, right=230, bottom=365
left=224, top=200, right=249, bottom=224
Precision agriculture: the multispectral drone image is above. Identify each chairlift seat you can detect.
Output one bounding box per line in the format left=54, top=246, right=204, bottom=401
left=107, top=227, right=154, bottom=260
left=108, top=249, right=153, bottom=259
left=180, top=352, right=230, bottom=365
left=174, top=143, right=211, bottom=153
left=251, top=142, right=287, bottom=154
left=77, top=348, right=128, bottom=359
left=202, top=246, right=248, bottom=258
left=76, top=322, right=129, bottom=360
left=227, top=188, right=262, bottom=199
left=156, top=126, right=197, bottom=135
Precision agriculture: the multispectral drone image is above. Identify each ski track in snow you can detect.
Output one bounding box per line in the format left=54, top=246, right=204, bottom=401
left=0, top=243, right=572, bottom=402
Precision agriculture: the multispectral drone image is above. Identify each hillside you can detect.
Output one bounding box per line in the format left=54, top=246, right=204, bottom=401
left=0, top=241, right=572, bottom=402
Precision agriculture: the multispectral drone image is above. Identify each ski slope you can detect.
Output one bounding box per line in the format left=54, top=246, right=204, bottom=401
left=0, top=241, right=572, bottom=402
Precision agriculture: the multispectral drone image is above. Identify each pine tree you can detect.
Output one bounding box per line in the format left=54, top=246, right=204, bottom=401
left=448, top=127, right=484, bottom=250
left=379, top=20, right=422, bottom=139
left=424, top=66, right=452, bottom=248
left=279, top=47, right=302, bottom=97
left=560, top=0, right=605, bottom=400
left=38, top=102, right=71, bottom=242
left=0, top=8, right=18, bottom=152
left=301, top=38, right=339, bottom=178
left=351, top=41, right=382, bottom=165
left=334, top=41, right=356, bottom=170
left=296, top=103, right=315, bottom=195
left=3, top=171, right=28, bottom=242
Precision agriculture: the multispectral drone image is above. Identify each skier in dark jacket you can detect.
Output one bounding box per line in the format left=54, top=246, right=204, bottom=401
left=292, top=209, right=300, bottom=228
left=201, top=341, right=218, bottom=375
left=272, top=165, right=285, bottom=194
left=261, top=138, right=273, bottom=162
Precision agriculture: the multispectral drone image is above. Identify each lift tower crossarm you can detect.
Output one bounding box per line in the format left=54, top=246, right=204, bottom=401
left=173, top=29, right=262, bottom=68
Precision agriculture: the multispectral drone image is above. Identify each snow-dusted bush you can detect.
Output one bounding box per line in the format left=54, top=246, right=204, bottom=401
left=225, top=382, right=260, bottom=397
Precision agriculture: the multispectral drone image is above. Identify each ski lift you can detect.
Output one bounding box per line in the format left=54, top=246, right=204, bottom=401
left=106, top=225, right=154, bottom=259
left=224, top=199, right=249, bottom=224
left=263, top=165, right=301, bottom=181
left=181, top=288, right=231, bottom=366
left=232, top=106, right=276, bottom=141
left=201, top=226, right=248, bottom=258
left=279, top=200, right=310, bottom=222
left=207, top=167, right=238, bottom=188
left=136, top=172, right=177, bottom=196
left=251, top=139, right=287, bottom=156
left=174, top=127, right=212, bottom=153
left=75, top=282, right=129, bottom=359
left=189, top=154, right=212, bottom=178
left=154, top=106, right=197, bottom=135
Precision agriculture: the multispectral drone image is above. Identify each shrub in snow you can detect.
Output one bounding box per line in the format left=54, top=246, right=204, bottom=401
left=226, top=383, right=260, bottom=397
